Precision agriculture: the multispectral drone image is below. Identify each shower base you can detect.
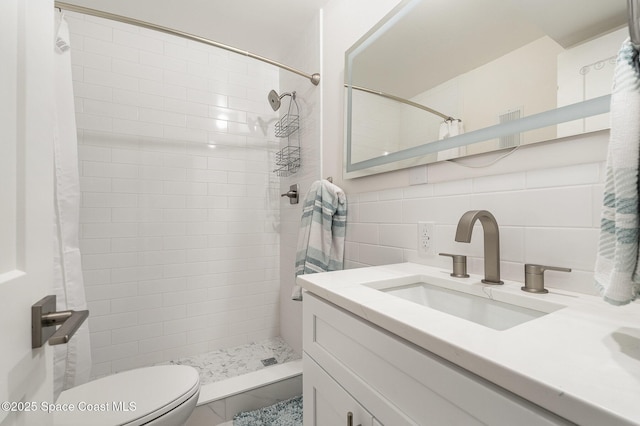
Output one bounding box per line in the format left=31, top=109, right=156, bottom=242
left=172, top=337, right=302, bottom=425
left=167, top=337, right=299, bottom=388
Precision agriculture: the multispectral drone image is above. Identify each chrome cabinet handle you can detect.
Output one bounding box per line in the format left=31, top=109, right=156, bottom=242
left=347, top=412, right=361, bottom=426
left=32, top=295, right=89, bottom=348
left=522, top=264, right=571, bottom=294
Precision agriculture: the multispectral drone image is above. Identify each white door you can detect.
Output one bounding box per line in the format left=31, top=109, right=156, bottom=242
left=0, top=0, right=55, bottom=425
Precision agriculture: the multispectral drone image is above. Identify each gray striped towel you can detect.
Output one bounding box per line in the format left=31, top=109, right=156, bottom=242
left=594, top=38, right=640, bottom=305
left=292, top=179, right=347, bottom=301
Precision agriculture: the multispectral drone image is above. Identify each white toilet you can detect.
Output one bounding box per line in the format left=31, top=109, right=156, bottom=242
left=54, top=365, right=200, bottom=426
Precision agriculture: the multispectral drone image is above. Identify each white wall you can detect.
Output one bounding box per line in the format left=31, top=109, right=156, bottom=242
left=345, top=133, right=608, bottom=295
left=278, top=13, right=322, bottom=355
left=558, top=27, right=627, bottom=137
left=322, top=0, right=409, bottom=194
left=67, top=12, right=283, bottom=377
left=273, top=0, right=401, bottom=355
left=320, top=0, right=610, bottom=296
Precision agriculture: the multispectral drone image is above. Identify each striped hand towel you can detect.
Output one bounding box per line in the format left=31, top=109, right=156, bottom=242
left=292, top=179, right=347, bottom=300
left=594, top=39, right=640, bottom=305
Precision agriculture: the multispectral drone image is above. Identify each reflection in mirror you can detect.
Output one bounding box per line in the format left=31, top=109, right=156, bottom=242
left=345, top=0, right=628, bottom=178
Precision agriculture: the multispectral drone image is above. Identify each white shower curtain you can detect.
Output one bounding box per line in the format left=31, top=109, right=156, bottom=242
left=53, top=13, right=92, bottom=399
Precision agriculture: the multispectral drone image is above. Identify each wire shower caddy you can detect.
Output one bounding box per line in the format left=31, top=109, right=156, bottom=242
left=273, top=92, right=300, bottom=177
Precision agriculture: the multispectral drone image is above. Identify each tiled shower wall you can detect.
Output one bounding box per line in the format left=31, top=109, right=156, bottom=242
left=278, top=14, right=322, bottom=355
left=66, top=12, right=282, bottom=378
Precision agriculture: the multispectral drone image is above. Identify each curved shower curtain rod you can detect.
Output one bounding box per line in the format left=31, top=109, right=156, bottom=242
left=54, top=1, right=321, bottom=86
left=346, top=84, right=456, bottom=121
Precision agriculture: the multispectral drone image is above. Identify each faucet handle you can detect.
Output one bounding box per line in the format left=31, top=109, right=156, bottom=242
left=522, top=264, right=571, bottom=294
left=439, top=253, right=470, bottom=278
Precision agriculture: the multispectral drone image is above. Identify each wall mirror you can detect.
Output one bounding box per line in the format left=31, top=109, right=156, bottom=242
left=344, top=0, right=628, bottom=178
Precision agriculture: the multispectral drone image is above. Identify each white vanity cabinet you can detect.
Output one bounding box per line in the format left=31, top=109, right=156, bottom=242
left=302, top=292, right=572, bottom=426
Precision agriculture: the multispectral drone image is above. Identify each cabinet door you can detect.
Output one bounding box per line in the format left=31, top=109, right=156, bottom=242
left=304, top=355, right=373, bottom=426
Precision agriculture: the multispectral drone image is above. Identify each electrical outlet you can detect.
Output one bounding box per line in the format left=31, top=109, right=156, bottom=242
left=417, top=221, right=435, bottom=257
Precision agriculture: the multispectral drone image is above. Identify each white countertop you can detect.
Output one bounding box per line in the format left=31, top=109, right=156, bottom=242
left=297, top=262, right=640, bottom=426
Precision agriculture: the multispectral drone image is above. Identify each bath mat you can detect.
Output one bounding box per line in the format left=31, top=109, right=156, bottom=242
left=233, top=395, right=302, bottom=426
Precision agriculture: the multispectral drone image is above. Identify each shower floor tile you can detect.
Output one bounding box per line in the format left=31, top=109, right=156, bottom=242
left=165, top=337, right=300, bottom=386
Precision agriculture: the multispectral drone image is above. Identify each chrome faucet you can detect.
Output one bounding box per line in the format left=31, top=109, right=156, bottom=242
left=454, top=210, right=503, bottom=284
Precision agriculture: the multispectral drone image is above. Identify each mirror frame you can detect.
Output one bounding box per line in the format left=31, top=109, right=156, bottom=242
left=344, top=0, right=614, bottom=179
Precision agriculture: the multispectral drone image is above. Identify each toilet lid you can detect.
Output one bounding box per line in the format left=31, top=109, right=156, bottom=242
left=54, top=365, right=200, bottom=426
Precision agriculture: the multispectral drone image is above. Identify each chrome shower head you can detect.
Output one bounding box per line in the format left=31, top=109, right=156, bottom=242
left=268, top=90, right=295, bottom=111
left=268, top=90, right=281, bottom=111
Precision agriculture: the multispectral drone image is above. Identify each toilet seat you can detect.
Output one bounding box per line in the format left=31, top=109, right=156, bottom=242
left=54, top=365, right=200, bottom=426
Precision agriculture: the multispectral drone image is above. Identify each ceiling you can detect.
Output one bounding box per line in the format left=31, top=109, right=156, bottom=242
left=60, top=0, right=332, bottom=62
left=350, top=0, right=628, bottom=99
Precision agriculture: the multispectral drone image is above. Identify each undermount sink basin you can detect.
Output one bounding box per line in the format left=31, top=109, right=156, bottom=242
left=367, top=276, right=565, bottom=331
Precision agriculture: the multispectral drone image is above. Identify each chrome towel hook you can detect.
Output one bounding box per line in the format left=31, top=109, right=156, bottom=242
left=281, top=184, right=299, bottom=204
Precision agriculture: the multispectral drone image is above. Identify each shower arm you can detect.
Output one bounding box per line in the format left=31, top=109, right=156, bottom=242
left=54, top=1, right=321, bottom=86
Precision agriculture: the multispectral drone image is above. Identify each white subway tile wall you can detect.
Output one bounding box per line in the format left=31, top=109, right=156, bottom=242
left=345, top=162, right=606, bottom=296
left=277, top=14, right=321, bottom=355
left=67, top=12, right=283, bottom=377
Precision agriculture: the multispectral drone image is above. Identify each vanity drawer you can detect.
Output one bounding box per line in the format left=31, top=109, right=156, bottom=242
left=303, top=292, right=572, bottom=426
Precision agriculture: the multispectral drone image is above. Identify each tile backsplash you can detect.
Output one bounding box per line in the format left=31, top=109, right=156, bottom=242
left=345, top=161, right=605, bottom=296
